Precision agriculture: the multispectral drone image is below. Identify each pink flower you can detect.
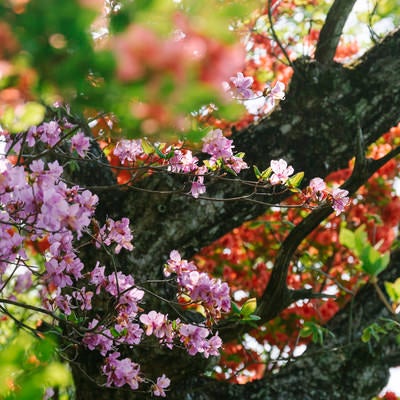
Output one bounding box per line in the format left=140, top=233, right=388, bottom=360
left=270, top=81, right=285, bottom=101
left=54, top=293, right=73, bottom=315
left=179, top=324, right=209, bottom=355
left=14, top=270, right=33, bottom=293
left=82, top=319, right=114, bottom=356
left=164, top=250, right=197, bottom=277
left=227, top=72, right=254, bottom=99
left=89, top=263, right=107, bottom=293
left=113, top=139, right=143, bottom=163
left=43, top=388, right=55, bottom=400
left=38, top=121, right=61, bottom=147
left=152, top=374, right=171, bottom=397
left=72, top=286, right=93, bottom=311
left=331, top=188, right=350, bottom=215
left=168, top=149, right=198, bottom=173
left=202, top=129, right=233, bottom=160
left=71, top=131, right=90, bottom=158
left=115, top=321, right=143, bottom=345
left=269, top=159, right=294, bottom=185
left=97, top=217, right=134, bottom=253
left=190, top=177, right=206, bottom=199
left=308, top=177, right=327, bottom=201
left=203, top=333, right=222, bottom=358
left=225, top=155, right=248, bottom=174
left=139, top=311, right=167, bottom=337
left=45, top=258, right=73, bottom=288
left=102, top=352, right=142, bottom=390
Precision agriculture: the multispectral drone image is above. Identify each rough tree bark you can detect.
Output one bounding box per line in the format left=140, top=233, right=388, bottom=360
left=69, top=21, right=400, bottom=400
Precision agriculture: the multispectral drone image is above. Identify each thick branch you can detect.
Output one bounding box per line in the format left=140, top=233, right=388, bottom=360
left=99, top=28, right=400, bottom=281
left=315, top=0, right=358, bottom=63
left=168, top=250, right=400, bottom=400
left=257, top=126, right=378, bottom=321
left=70, top=28, right=400, bottom=399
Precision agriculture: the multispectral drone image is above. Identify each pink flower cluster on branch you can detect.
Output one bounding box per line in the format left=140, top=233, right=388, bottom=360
left=95, top=217, right=134, bottom=254
left=223, top=72, right=285, bottom=115
left=304, top=177, right=350, bottom=215
left=6, top=118, right=90, bottom=158
left=165, top=250, right=231, bottom=320
left=1, top=116, right=238, bottom=397
left=0, top=90, right=352, bottom=396
left=81, top=252, right=226, bottom=395
left=112, top=128, right=248, bottom=199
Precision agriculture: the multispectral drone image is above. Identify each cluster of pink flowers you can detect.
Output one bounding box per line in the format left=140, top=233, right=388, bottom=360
left=223, top=72, right=286, bottom=115
left=102, top=352, right=142, bottom=390
left=138, top=310, right=223, bottom=358
left=0, top=104, right=352, bottom=397
left=1, top=126, right=168, bottom=396
left=113, top=139, right=143, bottom=163
left=306, top=177, right=350, bottom=215
left=112, top=129, right=248, bottom=199
left=7, top=119, right=90, bottom=158
left=95, top=217, right=134, bottom=254
left=80, top=252, right=227, bottom=395
left=165, top=250, right=231, bottom=319
left=179, top=324, right=222, bottom=357
left=0, top=155, right=96, bottom=276
left=255, top=159, right=349, bottom=216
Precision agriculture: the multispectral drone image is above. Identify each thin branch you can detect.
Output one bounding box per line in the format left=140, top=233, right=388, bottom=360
left=257, top=127, right=399, bottom=322
left=267, top=0, right=296, bottom=71
left=315, top=0, right=358, bottom=63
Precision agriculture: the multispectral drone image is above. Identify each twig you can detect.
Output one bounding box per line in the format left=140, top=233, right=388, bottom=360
left=266, top=0, right=296, bottom=71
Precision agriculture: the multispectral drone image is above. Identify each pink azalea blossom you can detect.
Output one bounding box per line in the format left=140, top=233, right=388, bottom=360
left=225, top=155, right=248, bottom=174
left=203, top=333, right=222, bottom=358
left=96, top=217, right=134, bottom=253
left=54, top=293, right=73, bottom=315
left=71, top=131, right=90, bottom=158
left=179, top=324, right=209, bottom=355
left=308, top=177, right=327, bottom=201
left=190, top=177, right=206, bottom=198
left=152, top=374, right=171, bottom=397
left=270, top=81, right=285, bottom=101
left=168, top=149, right=198, bottom=173
left=227, top=72, right=254, bottom=99
left=14, top=270, right=33, bottom=293
left=113, top=139, right=143, bottom=163
left=115, top=321, right=143, bottom=345
left=139, top=311, right=167, bottom=337
left=102, top=352, right=142, bottom=390
left=331, top=188, right=350, bottom=215
left=72, top=286, right=93, bottom=311
left=202, top=129, right=233, bottom=160
left=269, top=159, right=294, bottom=185
left=82, top=319, right=114, bottom=356
left=38, top=121, right=61, bottom=147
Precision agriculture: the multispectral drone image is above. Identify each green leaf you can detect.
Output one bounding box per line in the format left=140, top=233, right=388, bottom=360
left=231, top=301, right=241, bottom=315
left=299, top=321, right=333, bottom=345
left=287, top=171, right=304, bottom=188
left=339, top=227, right=356, bottom=250
left=354, top=225, right=369, bottom=256
left=340, top=225, right=389, bottom=277
left=359, top=246, right=389, bottom=277
left=141, top=140, right=155, bottom=155
left=253, top=165, right=262, bottom=180
left=240, top=298, right=257, bottom=317
left=385, top=278, right=400, bottom=303
left=361, top=322, right=387, bottom=343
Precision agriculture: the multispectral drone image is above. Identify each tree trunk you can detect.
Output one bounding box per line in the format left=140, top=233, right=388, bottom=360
left=69, top=28, right=400, bottom=399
